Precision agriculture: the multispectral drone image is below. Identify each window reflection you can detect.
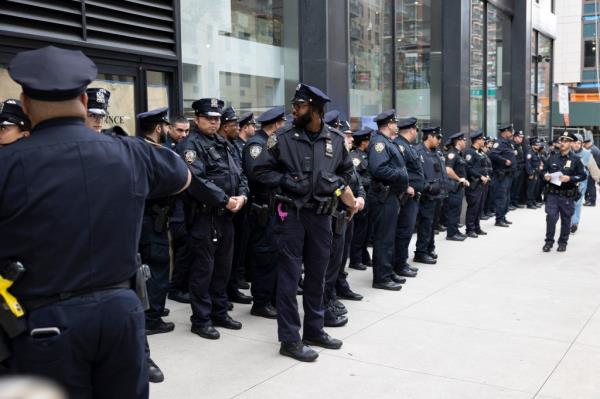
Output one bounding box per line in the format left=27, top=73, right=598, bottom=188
left=470, top=0, right=484, bottom=131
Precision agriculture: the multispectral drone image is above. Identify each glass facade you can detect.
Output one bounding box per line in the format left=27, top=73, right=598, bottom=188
left=180, top=0, right=299, bottom=119
left=349, top=0, right=394, bottom=129
left=469, top=0, right=511, bottom=137
left=395, top=0, right=432, bottom=123
left=90, top=74, right=137, bottom=135
left=537, top=33, right=552, bottom=137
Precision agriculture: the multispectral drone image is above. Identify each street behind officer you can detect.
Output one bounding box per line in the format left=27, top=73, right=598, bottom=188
left=177, top=98, right=249, bottom=340
left=444, top=132, right=469, bottom=241
left=254, top=83, right=358, bottom=362
left=464, top=131, right=490, bottom=237
left=0, top=99, right=30, bottom=146
left=489, top=124, right=517, bottom=227
left=2, top=45, right=190, bottom=399
left=137, top=108, right=176, bottom=336
left=368, top=110, right=409, bottom=291
left=393, top=117, right=423, bottom=277
left=243, top=106, right=287, bottom=319
left=414, top=127, right=447, bottom=264
left=84, top=87, right=109, bottom=133
left=542, top=131, right=586, bottom=252
left=349, top=127, right=373, bottom=271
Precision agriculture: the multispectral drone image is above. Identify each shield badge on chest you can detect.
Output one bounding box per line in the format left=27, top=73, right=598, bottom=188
left=184, top=150, right=197, bottom=165
left=249, top=144, right=262, bottom=159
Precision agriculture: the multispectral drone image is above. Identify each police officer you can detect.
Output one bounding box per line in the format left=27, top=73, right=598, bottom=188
left=444, top=132, right=469, bottom=241
left=84, top=87, right=110, bottom=133
left=238, top=112, right=257, bottom=143
left=136, top=108, right=177, bottom=337
left=2, top=46, right=191, bottom=398
left=0, top=99, right=30, bottom=146
left=510, top=130, right=526, bottom=209
left=177, top=98, right=249, bottom=340
left=166, top=116, right=190, bottom=150
left=218, top=106, right=253, bottom=305
left=489, top=124, right=517, bottom=227
left=348, top=127, right=373, bottom=271
left=393, top=117, right=423, bottom=277
left=414, top=127, right=448, bottom=263
left=368, top=110, right=409, bottom=290
left=253, top=83, right=358, bottom=362
left=481, top=138, right=495, bottom=219
left=243, top=106, right=287, bottom=319
left=464, top=131, right=490, bottom=237
left=525, top=138, right=543, bottom=209
left=583, top=131, right=600, bottom=206
left=542, top=131, right=586, bottom=252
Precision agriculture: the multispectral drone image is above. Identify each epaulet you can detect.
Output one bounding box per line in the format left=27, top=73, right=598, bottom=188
left=143, top=137, right=164, bottom=149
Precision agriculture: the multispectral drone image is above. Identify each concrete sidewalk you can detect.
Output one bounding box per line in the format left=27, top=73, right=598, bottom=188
left=150, top=205, right=600, bottom=399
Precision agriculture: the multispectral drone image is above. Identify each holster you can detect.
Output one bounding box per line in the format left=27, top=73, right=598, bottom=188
left=133, top=254, right=151, bottom=311
left=152, top=205, right=170, bottom=233
left=372, top=181, right=391, bottom=202
left=332, top=209, right=348, bottom=235
left=470, top=178, right=480, bottom=190
left=250, top=202, right=270, bottom=227
left=399, top=192, right=409, bottom=207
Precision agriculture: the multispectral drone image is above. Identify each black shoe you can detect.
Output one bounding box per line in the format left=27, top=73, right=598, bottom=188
left=280, top=342, right=319, bottom=362
left=458, top=223, right=464, bottom=228
left=457, top=231, right=467, bottom=238
left=466, top=231, right=478, bottom=238
left=542, top=243, right=552, bottom=252
left=161, top=308, right=170, bottom=317
left=297, top=287, right=304, bottom=296
left=338, top=289, right=363, bottom=301
left=557, top=244, right=567, bottom=252
left=168, top=289, right=191, bottom=304
left=536, top=202, right=544, bottom=207
left=570, top=225, right=578, bottom=234
left=348, top=263, right=367, bottom=271
left=396, top=266, right=417, bottom=278
left=475, top=229, right=487, bottom=235
left=191, top=325, right=220, bottom=340
left=433, top=229, right=440, bottom=235
left=238, top=281, right=250, bottom=290
left=439, top=225, right=447, bottom=232
left=324, top=313, right=348, bottom=327
left=446, top=234, right=466, bottom=241
left=515, top=204, right=525, bottom=208
left=332, top=299, right=347, bottom=316
left=503, top=218, right=513, bottom=224
left=212, top=315, right=242, bottom=330
left=146, top=320, right=175, bottom=335
left=227, top=301, right=234, bottom=311
left=584, top=201, right=593, bottom=206
left=429, top=251, right=438, bottom=259
left=148, top=358, right=164, bottom=383
left=413, top=254, right=436, bottom=264
left=526, top=204, right=537, bottom=209
left=229, top=290, right=253, bottom=304
left=390, top=273, right=407, bottom=284
left=508, top=205, right=517, bottom=211
left=480, top=214, right=490, bottom=220
left=250, top=304, right=278, bottom=319
left=303, top=332, right=343, bottom=349
left=372, top=281, right=402, bottom=291
left=495, top=221, right=510, bottom=227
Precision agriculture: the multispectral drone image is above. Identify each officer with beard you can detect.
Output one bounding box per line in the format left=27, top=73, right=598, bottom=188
left=253, top=84, right=358, bottom=362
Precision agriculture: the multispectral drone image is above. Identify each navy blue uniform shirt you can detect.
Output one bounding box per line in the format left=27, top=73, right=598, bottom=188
left=367, top=131, right=409, bottom=193
left=489, top=138, right=517, bottom=173
left=394, top=135, right=425, bottom=192
left=543, top=150, right=586, bottom=190
left=0, top=117, right=189, bottom=299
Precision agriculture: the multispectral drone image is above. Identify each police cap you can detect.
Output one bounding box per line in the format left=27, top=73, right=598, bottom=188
left=513, top=130, right=524, bottom=137
left=340, top=120, right=351, bottom=132
left=290, top=83, right=331, bottom=107
left=86, top=88, right=111, bottom=116
left=558, top=131, right=576, bottom=141
left=238, top=112, right=256, bottom=127
left=324, top=110, right=341, bottom=126
left=220, top=106, right=238, bottom=124
left=469, top=130, right=484, bottom=141
left=137, top=107, right=170, bottom=125
left=0, top=99, right=31, bottom=131
left=397, top=117, right=417, bottom=130
left=8, top=46, right=97, bottom=101
left=574, top=133, right=583, bottom=142
left=352, top=127, right=373, bottom=141
left=373, top=109, right=396, bottom=125
left=498, top=123, right=514, bottom=133
left=444, top=132, right=465, bottom=147
left=256, top=106, right=286, bottom=126
left=192, top=98, right=224, bottom=117
left=422, top=126, right=442, bottom=138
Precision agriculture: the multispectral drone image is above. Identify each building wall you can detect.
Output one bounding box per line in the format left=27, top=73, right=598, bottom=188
left=554, top=0, right=583, bottom=84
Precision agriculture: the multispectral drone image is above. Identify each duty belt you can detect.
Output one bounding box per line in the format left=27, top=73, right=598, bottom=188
left=22, top=280, right=131, bottom=311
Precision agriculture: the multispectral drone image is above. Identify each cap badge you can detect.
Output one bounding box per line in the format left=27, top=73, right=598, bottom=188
left=211, top=98, right=218, bottom=108
left=96, top=90, right=105, bottom=104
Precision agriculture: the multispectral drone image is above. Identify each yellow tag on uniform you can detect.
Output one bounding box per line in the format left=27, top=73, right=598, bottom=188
left=374, top=142, right=385, bottom=153
left=565, top=160, right=571, bottom=168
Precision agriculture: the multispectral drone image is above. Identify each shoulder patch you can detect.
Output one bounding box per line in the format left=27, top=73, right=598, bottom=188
left=493, top=142, right=499, bottom=149
left=514, top=150, right=518, bottom=155
left=448, top=152, right=455, bottom=160
left=266, top=134, right=278, bottom=150
left=249, top=144, right=262, bottom=159
left=374, top=142, right=385, bottom=153
left=184, top=150, right=197, bottom=165
left=352, top=157, right=361, bottom=167
left=465, top=154, right=472, bottom=161
left=527, top=153, right=532, bottom=160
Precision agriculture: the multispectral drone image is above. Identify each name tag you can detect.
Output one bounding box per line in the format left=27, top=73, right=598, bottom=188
left=325, top=139, right=333, bottom=158
left=565, top=160, right=571, bottom=168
